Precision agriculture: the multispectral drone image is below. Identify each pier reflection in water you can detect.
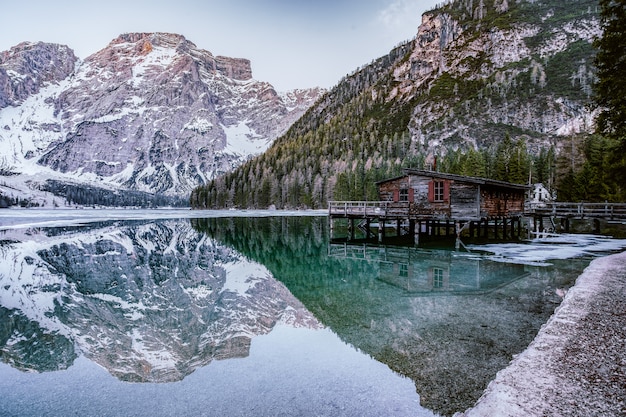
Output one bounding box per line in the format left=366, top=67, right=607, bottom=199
left=0, top=215, right=592, bottom=416
left=328, top=243, right=530, bottom=295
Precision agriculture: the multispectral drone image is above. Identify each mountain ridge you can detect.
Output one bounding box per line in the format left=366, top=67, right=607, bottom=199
left=0, top=33, right=324, bottom=206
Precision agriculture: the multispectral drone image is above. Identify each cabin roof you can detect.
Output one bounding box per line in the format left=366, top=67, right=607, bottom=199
left=376, top=169, right=530, bottom=191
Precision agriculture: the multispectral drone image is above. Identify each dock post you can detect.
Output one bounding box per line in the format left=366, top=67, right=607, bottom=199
left=349, top=218, right=355, bottom=241
left=378, top=219, right=384, bottom=243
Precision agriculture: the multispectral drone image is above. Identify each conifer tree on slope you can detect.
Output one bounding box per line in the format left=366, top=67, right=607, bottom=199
left=593, top=0, right=626, bottom=199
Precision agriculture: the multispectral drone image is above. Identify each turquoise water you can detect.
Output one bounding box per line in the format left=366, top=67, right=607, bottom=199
left=0, top=214, right=612, bottom=416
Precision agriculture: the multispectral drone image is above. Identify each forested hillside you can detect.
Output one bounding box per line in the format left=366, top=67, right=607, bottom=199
left=191, top=0, right=604, bottom=209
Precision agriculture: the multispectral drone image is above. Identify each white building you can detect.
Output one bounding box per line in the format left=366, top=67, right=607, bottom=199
left=527, top=183, right=555, bottom=207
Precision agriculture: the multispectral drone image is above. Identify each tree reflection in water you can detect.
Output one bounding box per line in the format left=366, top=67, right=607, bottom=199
left=192, top=216, right=587, bottom=416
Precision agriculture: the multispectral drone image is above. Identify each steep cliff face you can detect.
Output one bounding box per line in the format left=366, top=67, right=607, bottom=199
left=390, top=0, right=600, bottom=156
left=0, top=33, right=323, bottom=203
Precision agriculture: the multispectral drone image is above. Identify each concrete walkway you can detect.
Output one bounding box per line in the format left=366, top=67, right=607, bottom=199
left=457, top=251, right=626, bottom=417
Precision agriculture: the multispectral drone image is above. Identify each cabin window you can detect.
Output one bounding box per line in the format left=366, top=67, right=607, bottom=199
left=428, top=179, right=449, bottom=203
left=399, top=188, right=409, bottom=202
left=432, top=267, right=444, bottom=288
left=434, top=181, right=444, bottom=202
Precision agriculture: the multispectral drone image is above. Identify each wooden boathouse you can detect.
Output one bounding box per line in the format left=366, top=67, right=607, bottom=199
left=329, top=169, right=530, bottom=244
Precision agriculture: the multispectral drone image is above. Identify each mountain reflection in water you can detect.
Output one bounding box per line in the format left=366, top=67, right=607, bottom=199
left=0, top=220, right=320, bottom=383
left=0, top=215, right=593, bottom=416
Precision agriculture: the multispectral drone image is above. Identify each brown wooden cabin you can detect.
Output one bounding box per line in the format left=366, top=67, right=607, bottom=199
left=377, top=169, right=528, bottom=221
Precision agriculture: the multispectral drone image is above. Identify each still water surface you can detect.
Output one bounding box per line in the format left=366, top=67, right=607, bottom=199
left=0, top=212, right=622, bottom=416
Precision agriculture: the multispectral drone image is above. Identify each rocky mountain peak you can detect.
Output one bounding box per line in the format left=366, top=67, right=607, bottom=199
left=86, top=32, right=253, bottom=83
left=391, top=0, right=601, bottom=153
left=111, top=32, right=187, bottom=48
left=0, top=41, right=77, bottom=108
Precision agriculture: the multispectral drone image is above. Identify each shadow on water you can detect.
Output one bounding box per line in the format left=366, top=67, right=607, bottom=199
left=191, top=216, right=590, bottom=416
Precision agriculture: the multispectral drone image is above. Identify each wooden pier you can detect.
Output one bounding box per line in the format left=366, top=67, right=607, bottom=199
left=327, top=169, right=626, bottom=245
left=329, top=200, right=626, bottom=244
left=529, top=202, right=626, bottom=220
left=527, top=202, right=626, bottom=234
left=328, top=200, right=526, bottom=244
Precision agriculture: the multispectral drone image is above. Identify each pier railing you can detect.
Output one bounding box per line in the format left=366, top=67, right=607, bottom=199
left=331, top=201, right=626, bottom=221
left=528, top=202, right=626, bottom=220
left=328, top=201, right=410, bottom=218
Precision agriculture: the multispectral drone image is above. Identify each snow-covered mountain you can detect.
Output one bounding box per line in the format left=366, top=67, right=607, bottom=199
left=0, top=220, right=321, bottom=381
left=0, top=33, right=324, bottom=205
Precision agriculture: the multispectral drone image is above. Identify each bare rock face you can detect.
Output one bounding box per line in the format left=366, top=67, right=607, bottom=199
left=0, top=42, right=77, bottom=108
left=0, top=33, right=323, bottom=199
left=384, top=1, right=600, bottom=157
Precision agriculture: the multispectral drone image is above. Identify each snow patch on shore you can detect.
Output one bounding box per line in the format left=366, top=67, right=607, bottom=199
left=468, top=234, right=626, bottom=265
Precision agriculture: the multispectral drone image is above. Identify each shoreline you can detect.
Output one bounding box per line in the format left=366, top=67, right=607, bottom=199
left=456, top=250, right=626, bottom=416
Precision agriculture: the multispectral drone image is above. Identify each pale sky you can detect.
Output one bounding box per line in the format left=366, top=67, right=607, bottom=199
left=1, top=0, right=441, bottom=91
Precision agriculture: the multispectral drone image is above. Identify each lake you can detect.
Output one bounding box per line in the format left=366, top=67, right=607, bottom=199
left=1, top=210, right=625, bottom=416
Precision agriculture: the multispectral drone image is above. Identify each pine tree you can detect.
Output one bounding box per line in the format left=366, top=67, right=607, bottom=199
left=509, top=138, right=530, bottom=184
left=594, top=0, right=626, bottom=141
left=494, top=134, right=513, bottom=182
left=593, top=0, right=626, bottom=200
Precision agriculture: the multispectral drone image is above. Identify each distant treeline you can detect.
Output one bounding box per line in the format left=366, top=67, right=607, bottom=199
left=42, top=180, right=189, bottom=208
left=0, top=194, right=39, bottom=208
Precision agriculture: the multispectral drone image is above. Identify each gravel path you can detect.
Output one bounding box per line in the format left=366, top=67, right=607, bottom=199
left=456, top=251, right=626, bottom=417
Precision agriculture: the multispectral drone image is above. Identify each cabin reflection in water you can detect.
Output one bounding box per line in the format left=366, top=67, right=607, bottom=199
left=328, top=243, right=529, bottom=295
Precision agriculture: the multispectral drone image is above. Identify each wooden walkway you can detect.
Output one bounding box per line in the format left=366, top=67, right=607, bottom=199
left=528, top=202, right=626, bottom=220
left=328, top=201, right=626, bottom=244
left=329, top=201, right=626, bottom=221
left=328, top=201, right=412, bottom=219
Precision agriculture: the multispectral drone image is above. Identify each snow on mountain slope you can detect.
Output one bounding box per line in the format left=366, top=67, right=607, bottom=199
left=0, top=33, right=324, bottom=204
